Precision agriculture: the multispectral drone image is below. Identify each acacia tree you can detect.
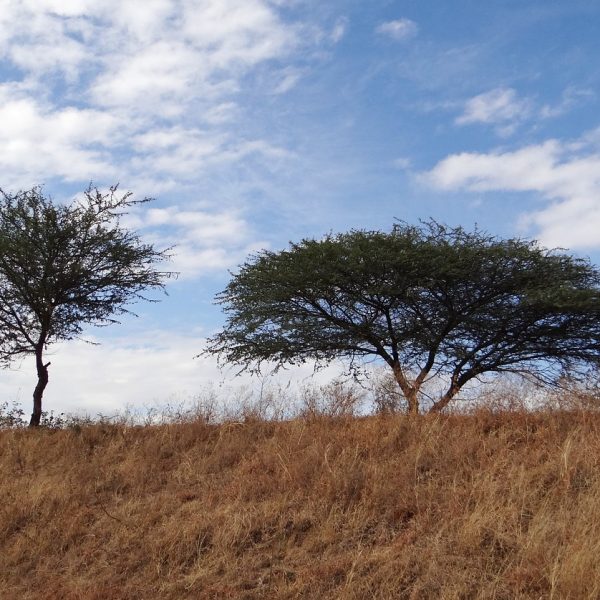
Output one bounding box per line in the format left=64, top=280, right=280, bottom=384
left=0, top=185, right=173, bottom=426
left=206, top=221, right=600, bottom=415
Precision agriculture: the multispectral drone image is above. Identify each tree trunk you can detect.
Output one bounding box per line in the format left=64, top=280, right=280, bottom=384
left=429, top=385, right=459, bottom=414
left=391, top=362, right=420, bottom=415
left=29, top=350, right=50, bottom=427
left=406, top=390, right=420, bottom=416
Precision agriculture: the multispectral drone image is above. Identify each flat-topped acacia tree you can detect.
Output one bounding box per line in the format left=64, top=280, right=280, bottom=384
left=0, top=185, right=173, bottom=426
left=206, top=221, right=600, bottom=414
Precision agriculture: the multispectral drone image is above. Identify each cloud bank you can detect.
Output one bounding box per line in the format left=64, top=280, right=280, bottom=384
left=0, top=0, right=303, bottom=187
left=0, top=0, right=325, bottom=280
left=0, top=331, right=344, bottom=418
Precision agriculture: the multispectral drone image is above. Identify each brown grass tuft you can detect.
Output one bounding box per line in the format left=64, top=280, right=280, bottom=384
left=3, top=409, right=600, bottom=598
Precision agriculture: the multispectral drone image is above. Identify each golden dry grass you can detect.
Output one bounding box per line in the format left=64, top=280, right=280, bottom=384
left=2, top=409, right=600, bottom=599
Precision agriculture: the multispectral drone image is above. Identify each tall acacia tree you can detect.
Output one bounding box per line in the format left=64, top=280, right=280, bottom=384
left=206, top=221, right=600, bottom=414
left=0, top=186, right=173, bottom=426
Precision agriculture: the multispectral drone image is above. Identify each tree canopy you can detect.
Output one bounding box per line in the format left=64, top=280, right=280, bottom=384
left=0, top=185, right=173, bottom=426
left=206, top=221, right=600, bottom=414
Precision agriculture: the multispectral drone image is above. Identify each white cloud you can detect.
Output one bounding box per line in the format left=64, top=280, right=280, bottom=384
left=376, top=18, right=418, bottom=41
left=0, top=92, right=284, bottom=191
left=0, top=0, right=307, bottom=188
left=540, top=86, right=595, bottom=119
left=0, top=332, right=227, bottom=417
left=203, top=102, right=238, bottom=125
left=456, top=88, right=532, bottom=136
left=0, top=88, right=290, bottom=241
left=90, top=41, right=207, bottom=115
left=125, top=205, right=265, bottom=279
left=0, top=89, right=125, bottom=188
left=424, top=136, right=600, bottom=248
left=135, top=206, right=249, bottom=243
left=83, top=0, right=297, bottom=118
left=426, top=141, right=562, bottom=192
left=0, top=330, right=344, bottom=418
left=182, top=0, right=292, bottom=60
left=456, top=86, right=594, bottom=136
left=9, top=37, right=89, bottom=82
left=130, top=127, right=226, bottom=176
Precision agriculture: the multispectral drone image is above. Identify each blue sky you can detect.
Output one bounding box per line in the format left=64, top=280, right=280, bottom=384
left=1, top=0, right=599, bottom=415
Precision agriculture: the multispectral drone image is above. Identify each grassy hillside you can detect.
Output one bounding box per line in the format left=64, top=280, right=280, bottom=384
left=2, top=409, right=600, bottom=599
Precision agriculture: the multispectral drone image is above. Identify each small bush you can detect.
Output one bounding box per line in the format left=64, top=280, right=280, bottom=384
left=0, top=401, right=26, bottom=428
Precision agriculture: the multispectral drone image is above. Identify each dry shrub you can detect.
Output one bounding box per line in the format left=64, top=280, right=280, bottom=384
left=3, top=399, right=600, bottom=598
left=369, top=369, right=407, bottom=414
left=545, top=372, right=600, bottom=411
left=299, top=379, right=365, bottom=418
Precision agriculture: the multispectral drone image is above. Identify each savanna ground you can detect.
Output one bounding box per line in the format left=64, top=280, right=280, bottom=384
left=2, top=381, right=600, bottom=599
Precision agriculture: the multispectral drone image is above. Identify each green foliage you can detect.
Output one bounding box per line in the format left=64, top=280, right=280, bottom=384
left=0, top=185, right=173, bottom=424
left=207, top=221, right=600, bottom=413
left=0, top=185, right=170, bottom=358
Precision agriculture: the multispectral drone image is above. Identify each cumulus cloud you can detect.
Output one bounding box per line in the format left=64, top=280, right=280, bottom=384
left=2, top=0, right=295, bottom=87
left=0, top=0, right=306, bottom=190
left=0, top=0, right=320, bottom=285
left=88, top=0, right=295, bottom=116
left=124, top=205, right=266, bottom=279
left=0, top=94, right=287, bottom=192
left=424, top=136, right=600, bottom=248
left=376, top=18, right=418, bottom=41
left=0, top=0, right=307, bottom=288
left=0, top=88, right=125, bottom=188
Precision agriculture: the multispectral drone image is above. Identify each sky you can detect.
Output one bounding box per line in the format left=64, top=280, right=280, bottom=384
left=1, top=0, right=599, bottom=417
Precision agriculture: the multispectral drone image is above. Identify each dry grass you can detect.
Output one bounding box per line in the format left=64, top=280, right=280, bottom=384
left=2, top=407, right=600, bottom=599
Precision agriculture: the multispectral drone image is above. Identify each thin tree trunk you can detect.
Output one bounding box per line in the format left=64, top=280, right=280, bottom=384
left=29, top=350, right=50, bottom=427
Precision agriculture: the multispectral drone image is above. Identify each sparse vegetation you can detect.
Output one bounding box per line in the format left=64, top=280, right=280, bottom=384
left=2, top=384, right=600, bottom=599
left=206, top=221, right=600, bottom=415
left=2, top=209, right=598, bottom=597
left=0, top=185, right=173, bottom=426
